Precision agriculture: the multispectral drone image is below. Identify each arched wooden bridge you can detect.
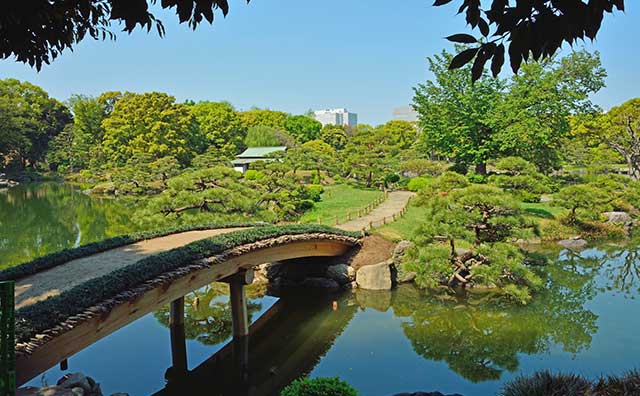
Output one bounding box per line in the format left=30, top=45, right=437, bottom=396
left=7, top=225, right=362, bottom=386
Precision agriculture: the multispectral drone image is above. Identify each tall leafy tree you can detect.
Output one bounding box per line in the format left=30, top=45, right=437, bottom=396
left=343, top=127, right=400, bottom=187
left=589, top=98, right=640, bottom=180
left=284, top=115, right=322, bottom=143
left=192, top=101, right=246, bottom=157
left=413, top=49, right=504, bottom=174
left=380, top=120, right=418, bottom=149
left=494, top=51, right=605, bottom=171
left=414, top=49, right=605, bottom=174
left=101, top=92, right=205, bottom=167
left=239, top=109, right=288, bottom=130
left=0, top=79, right=71, bottom=169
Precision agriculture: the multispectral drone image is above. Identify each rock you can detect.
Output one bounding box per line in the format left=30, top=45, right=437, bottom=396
left=252, top=263, right=270, bottom=284
left=558, top=238, right=588, bottom=250
left=603, top=211, right=632, bottom=224
left=265, top=262, right=285, bottom=281
left=300, top=277, right=340, bottom=290
left=56, top=373, right=101, bottom=396
left=397, top=271, right=417, bottom=283
left=356, top=261, right=394, bottom=290
left=326, top=264, right=355, bottom=285
left=71, top=388, right=85, bottom=396
left=393, top=240, right=414, bottom=261
left=110, top=393, right=130, bottom=396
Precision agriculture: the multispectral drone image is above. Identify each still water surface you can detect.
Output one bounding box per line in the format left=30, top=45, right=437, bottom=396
left=3, top=184, right=639, bottom=396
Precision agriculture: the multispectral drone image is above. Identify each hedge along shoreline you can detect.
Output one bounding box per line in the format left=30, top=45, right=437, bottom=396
left=15, top=224, right=362, bottom=345
left=0, top=222, right=272, bottom=282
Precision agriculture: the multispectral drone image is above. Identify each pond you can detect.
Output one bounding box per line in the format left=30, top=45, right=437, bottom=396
left=4, top=183, right=640, bottom=396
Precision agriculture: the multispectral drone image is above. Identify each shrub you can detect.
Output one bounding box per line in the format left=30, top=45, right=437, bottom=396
left=244, top=169, right=264, bottom=181
left=494, top=156, right=537, bottom=176
left=501, top=370, right=640, bottom=396
left=466, top=172, right=486, bottom=184
left=281, top=377, right=357, bottom=396
left=307, top=184, right=324, bottom=202
left=385, top=173, right=400, bottom=185
left=407, top=176, right=431, bottom=192
left=398, top=159, right=446, bottom=177
left=432, top=171, right=470, bottom=192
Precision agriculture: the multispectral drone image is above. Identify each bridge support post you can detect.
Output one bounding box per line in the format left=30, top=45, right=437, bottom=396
left=229, top=270, right=254, bottom=388
left=167, top=297, right=188, bottom=382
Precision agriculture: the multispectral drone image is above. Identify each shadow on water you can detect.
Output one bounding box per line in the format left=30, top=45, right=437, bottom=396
left=153, top=289, right=358, bottom=396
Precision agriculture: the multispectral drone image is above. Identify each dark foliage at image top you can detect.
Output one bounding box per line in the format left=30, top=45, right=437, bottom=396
left=436, top=0, right=625, bottom=80
left=0, top=0, right=242, bottom=70
left=0, top=0, right=625, bottom=79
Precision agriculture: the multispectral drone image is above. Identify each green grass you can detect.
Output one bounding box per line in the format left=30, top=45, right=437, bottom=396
left=300, top=184, right=384, bottom=225
left=521, top=201, right=566, bottom=219
left=374, top=204, right=429, bottom=241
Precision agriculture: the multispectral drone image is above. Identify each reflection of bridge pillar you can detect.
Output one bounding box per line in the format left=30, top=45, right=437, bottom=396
left=228, top=269, right=254, bottom=389
left=166, top=297, right=188, bottom=382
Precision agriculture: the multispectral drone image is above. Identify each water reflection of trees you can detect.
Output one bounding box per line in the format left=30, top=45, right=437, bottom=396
left=0, top=183, right=137, bottom=268
left=391, top=246, right=610, bottom=383
left=153, top=284, right=265, bottom=346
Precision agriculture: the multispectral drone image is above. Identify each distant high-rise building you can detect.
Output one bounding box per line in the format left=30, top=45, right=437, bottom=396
left=393, top=106, right=419, bottom=122
left=313, top=108, right=358, bottom=128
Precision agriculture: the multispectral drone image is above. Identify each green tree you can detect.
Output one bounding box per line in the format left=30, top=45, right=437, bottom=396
left=380, top=120, right=418, bottom=149
left=0, top=79, right=72, bottom=169
left=493, top=51, right=606, bottom=171
left=595, top=99, right=640, bottom=180
left=142, top=166, right=259, bottom=226
left=101, top=92, right=205, bottom=167
left=239, top=108, right=288, bottom=130
left=284, top=115, right=322, bottom=143
left=192, top=101, right=246, bottom=157
left=413, top=49, right=504, bottom=174
left=244, top=125, right=293, bottom=147
left=407, top=185, right=539, bottom=303
left=414, top=49, right=605, bottom=174
left=320, top=124, right=348, bottom=150
left=64, top=92, right=121, bottom=170
left=553, top=185, right=610, bottom=224
left=343, top=128, right=400, bottom=187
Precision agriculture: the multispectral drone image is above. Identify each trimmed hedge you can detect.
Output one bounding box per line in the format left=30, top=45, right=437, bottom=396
left=0, top=222, right=270, bottom=282
left=15, top=224, right=361, bottom=343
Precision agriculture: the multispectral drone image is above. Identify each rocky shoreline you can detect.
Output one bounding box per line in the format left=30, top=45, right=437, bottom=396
left=0, top=173, right=19, bottom=188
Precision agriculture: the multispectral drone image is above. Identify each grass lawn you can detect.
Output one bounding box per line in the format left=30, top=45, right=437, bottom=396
left=300, top=184, right=384, bottom=225
left=373, top=204, right=429, bottom=242
left=521, top=201, right=566, bottom=219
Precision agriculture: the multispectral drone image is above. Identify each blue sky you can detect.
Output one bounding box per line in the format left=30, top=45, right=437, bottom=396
left=0, top=0, right=636, bottom=125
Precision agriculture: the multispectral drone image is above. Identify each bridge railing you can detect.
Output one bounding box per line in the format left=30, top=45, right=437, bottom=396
left=0, top=281, right=15, bottom=396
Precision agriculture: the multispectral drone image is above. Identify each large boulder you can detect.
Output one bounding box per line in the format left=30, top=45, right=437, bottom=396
left=603, top=211, right=632, bottom=224
left=326, top=264, right=356, bottom=285
left=356, top=261, right=394, bottom=290
left=558, top=238, right=588, bottom=250
left=300, top=277, right=340, bottom=290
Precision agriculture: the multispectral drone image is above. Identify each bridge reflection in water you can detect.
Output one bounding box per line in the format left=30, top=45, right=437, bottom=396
left=153, top=291, right=358, bottom=396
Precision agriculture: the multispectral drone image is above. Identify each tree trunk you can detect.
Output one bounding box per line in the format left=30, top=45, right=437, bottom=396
left=475, top=162, right=487, bottom=175
left=628, top=157, right=640, bottom=180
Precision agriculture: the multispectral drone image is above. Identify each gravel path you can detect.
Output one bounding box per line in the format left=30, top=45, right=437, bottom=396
left=14, top=191, right=414, bottom=309
left=337, top=191, right=415, bottom=232
left=15, top=228, right=246, bottom=309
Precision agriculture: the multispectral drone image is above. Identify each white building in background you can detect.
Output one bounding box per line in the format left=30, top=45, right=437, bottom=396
left=313, top=108, right=358, bottom=128
left=393, top=106, right=419, bottom=122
